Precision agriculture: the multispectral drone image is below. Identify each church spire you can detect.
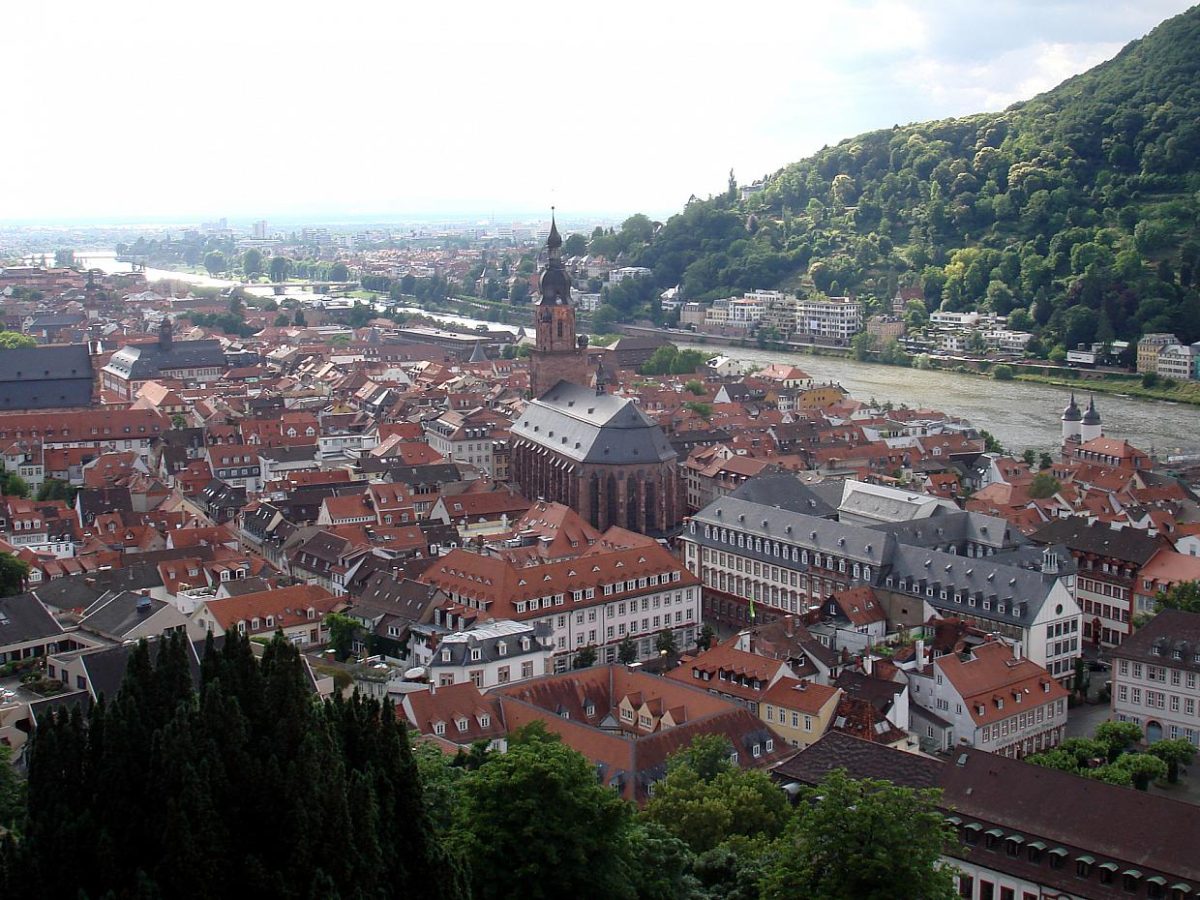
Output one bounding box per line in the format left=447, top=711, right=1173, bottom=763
left=538, top=206, right=571, bottom=305
left=547, top=207, right=562, bottom=252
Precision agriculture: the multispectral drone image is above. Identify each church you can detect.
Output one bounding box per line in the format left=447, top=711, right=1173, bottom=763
left=509, top=215, right=682, bottom=535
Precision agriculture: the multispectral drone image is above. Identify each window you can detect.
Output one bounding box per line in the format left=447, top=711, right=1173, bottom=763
left=434, top=721, right=446, bottom=736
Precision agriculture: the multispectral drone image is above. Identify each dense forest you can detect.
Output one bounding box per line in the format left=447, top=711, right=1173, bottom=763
left=0, top=632, right=955, bottom=899
left=596, top=6, right=1200, bottom=353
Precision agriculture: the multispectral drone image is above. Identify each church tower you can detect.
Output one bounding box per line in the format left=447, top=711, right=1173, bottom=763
left=529, top=211, right=589, bottom=397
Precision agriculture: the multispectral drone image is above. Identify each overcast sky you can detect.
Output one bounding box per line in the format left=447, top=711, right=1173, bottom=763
left=4, top=0, right=1194, bottom=224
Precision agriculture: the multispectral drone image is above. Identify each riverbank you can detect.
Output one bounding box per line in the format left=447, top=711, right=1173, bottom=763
left=1011, top=371, right=1200, bottom=407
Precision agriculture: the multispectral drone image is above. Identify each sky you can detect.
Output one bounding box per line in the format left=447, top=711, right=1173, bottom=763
left=3, top=0, right=1195, bottom=224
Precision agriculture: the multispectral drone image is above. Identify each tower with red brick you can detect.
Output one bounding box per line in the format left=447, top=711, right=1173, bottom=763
left=529, top=211, right=590, bottom=398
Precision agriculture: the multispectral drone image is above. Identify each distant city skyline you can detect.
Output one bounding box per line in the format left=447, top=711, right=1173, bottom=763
left=4, top=0, right=1193, bottom=224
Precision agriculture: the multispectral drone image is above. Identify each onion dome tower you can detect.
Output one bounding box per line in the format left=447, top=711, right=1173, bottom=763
left=1061, top=393, right=1082, bottom=443
left=1080, top=396, right=1102, bottom=442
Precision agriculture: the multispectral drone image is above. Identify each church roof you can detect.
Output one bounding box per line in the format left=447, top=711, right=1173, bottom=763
left=510, top=380, right=677, bottom=465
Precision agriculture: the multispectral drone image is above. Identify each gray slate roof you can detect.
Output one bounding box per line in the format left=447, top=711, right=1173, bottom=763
left=1111, top=609, right=1200, bottom=672
left=0, top=344, right=94, bottom=410
left=79, top=591, right=167, bottom=639
left=1030, top=518, right=1163, bottom=565
left=0, top=593, right=65, bottom=648
left=728, top=467, right=837, bottom=518
left=886, top=543, right=1057, bottom=627
left=691, top=496, right=893, bottom=568
left=510, top=381, right=676, bottom=465
left=868, top=508, right=1020, bottom=552
left=104, top=339, right=226, bottom=380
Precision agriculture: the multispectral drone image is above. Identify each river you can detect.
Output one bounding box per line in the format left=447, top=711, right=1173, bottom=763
left=57, top=253, right=1199, bottom=453
left=68, top=252, right=518, bottom=335
left=676, top=342, right=1200, bottom=458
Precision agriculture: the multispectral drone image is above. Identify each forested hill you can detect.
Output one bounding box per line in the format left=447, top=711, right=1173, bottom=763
left=605, top=5, right=1200, bottom=350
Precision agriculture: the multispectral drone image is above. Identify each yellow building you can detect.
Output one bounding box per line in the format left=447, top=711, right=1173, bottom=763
left=796, top=384, right=848, bottom=410
left=759, top=678, right=842, bottom=749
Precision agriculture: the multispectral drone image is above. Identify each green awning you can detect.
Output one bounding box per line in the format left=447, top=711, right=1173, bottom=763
left=1098, top=862, right=1120, bottom=872
left=1048, top=847, right=1069, bottom=857
left=963, top=822, right=982, bottom=831
left=1026, top=841, right=1046, bottom=851
left=1007, top=834, right=1025, bottom=844
left=1171, top=884, right=1192, bottom=893
left=945, top=816, right=962, bottom=826
left=1076, top=855, right=1095, bottom=865
left=1123, top=869, right=1143, bottom=878
left=1146, top=876, right=1167, bottom=886
left=985, top=827, right=1004, bottom=837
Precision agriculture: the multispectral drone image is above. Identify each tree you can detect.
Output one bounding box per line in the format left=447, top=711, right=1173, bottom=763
left=170, top=414, right=187, bottom=430
left=324, top=612, right=359, bottom=661
left=1148, top=738, right=1196, bottom=783
left=992, top=364, right=1015, bottom=380
left=1112, top=753, right=1168, bottom=791
left=760, top=769, right=956, bottom=900
left=0, top=332, right=37, bottom=350
left=592, top=304, right=620, bottom=332
left=36, top=479, right=77, bottom=504
left=1039, top=452, right=1054, bottom=470
left=273, top=313, right=290, bottom=327
left=572, top=645, right=597, bottom=669
left=269, top=256, right=290, bottom=283
left=1029, top=472, right=1061, bottom=499
left=697, top=624, right=715, bottom=651
left=851, top=331, right=874, bottom=361
left=0, top=552, right=29, bottom=596
left=1155, top=581, right=1200, bottom=614
left=655, top=630, right=678, bottom=657
left=293, top=309, right=307, bottom=327
left=508, top=280, right=531, bottom=304
left=1022, top=448, right=1036, bottom=466
left=979, top=429, right=1003, bottom=454
left=617, top=636, right=638, bottom=664
left=203, top=251, right=227, bottom=276
left=0, top=472, right=29, bottom=498
left=562, top=233, right=588, bottom=257
left=242, top=249, right=264, bottom=276
left=1095, top=720, right=1143, bottom=762
left=452, top=724, right=631, bottom=900
left=684, top=379, right=705, bottom=396
left=54, top=249, right=75, bottom=268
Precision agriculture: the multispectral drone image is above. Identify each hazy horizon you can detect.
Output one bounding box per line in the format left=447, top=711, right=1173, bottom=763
left=5, top=0, right=1194, bottom=226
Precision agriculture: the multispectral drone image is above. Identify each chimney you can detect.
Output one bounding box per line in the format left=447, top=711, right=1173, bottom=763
left=863, top=655, right=874, bottom=676
left=915, top=639, right=925, bottom=668
left=159, top=317, right=172, bottom=350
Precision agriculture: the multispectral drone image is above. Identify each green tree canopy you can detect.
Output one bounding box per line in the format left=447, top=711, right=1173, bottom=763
left=1029, top=472, right=1062, bottom=498
left=0, top=332, right=38, bottom=350
left=269, top=255, right=291, bottom=282
left=241, top=248, right=264, bottom=275
left=760, top=768, right=956, bottom=900
left=1155, top=581, right=1200, bottom=613
left=202, top=250, right=227, bottom=276
left=451, top=724, right=631, bottom=900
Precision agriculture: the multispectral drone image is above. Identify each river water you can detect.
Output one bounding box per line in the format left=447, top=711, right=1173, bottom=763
left=677, top=342, right=1200, bottom=458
